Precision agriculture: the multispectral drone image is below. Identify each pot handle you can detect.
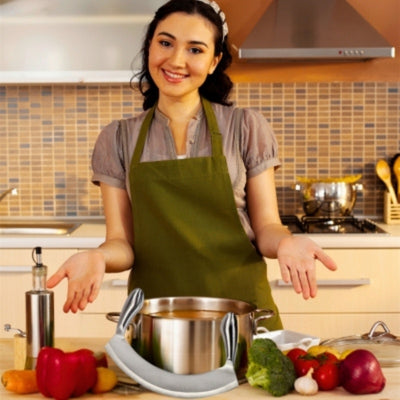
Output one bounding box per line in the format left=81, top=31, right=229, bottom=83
left=252, top=308, right=275, bottom=334
left=354, top=183, right=363, bottom=191
left=105, top=312, right=120, bottom=323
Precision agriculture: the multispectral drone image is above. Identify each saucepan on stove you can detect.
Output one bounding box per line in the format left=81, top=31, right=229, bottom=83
left=293, top=175, right=363, bottom=216
left=106, top=295, right=274, bottom=379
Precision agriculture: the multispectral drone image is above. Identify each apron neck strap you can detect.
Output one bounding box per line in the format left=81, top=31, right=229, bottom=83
left=132, top=106, right=155, bottom=164
left=132, top=97, right=223, bottom=164
left=201, top=97, right=223, bottom=157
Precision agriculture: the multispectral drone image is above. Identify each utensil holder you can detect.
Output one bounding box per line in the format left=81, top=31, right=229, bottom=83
left=383, top=191, right=400, bottom=224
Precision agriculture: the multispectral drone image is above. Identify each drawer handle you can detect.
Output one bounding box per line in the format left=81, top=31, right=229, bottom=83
left=110, top=279, right=128, bottom=287
left=0, top=266, right=31, bottom=273
left=276, top=278, right=370, bottom=287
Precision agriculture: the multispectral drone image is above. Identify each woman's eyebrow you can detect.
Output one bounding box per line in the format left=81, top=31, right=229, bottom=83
left=156, top=31, right=209, bottom=48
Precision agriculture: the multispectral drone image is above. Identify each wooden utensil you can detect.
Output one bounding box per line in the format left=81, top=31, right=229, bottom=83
left=376, top=159, right=398, bottom=204
left=393, top=156, right=400, bottom=202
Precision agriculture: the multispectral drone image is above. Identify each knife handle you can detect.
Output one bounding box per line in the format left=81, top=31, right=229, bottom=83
left=220, top=312, right=238, bottom=364
left=116, top=288, right=144, bottom=336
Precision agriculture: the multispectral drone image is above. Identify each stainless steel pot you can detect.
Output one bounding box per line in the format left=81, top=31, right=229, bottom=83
left=294, top=178, right=363, bottom=216
left=107, top=296, right=273, bottom=379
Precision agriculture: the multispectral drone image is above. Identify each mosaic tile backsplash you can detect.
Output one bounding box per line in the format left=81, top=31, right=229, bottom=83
left=0, top=82, right=399, bottom=219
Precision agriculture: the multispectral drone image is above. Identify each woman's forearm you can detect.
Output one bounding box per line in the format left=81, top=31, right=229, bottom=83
left=255, top=223, right=292, bottom=259
left=97, top=238, right=135, bottom=273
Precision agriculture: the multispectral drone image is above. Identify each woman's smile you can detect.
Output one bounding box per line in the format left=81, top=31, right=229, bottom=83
left=162, top=68, right=189, bottom=83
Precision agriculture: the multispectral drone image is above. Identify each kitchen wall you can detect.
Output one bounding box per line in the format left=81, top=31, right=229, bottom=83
left=1, top=81, right=399, bottom=218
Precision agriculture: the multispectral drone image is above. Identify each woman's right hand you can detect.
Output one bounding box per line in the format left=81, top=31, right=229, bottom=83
left=46, top=249, right=106, bottom=313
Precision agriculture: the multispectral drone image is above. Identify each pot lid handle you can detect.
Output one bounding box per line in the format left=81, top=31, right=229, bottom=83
left=106, top=288, right=239, bottom=398
left=362, top=320, right=397, bottom=340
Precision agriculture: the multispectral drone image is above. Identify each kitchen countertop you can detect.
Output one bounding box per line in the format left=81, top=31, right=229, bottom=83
left=1, top=217, right=400, bottom=249
left=0, top=338, right=400, bottom=400
left=1, top=338, right=399, bottom=399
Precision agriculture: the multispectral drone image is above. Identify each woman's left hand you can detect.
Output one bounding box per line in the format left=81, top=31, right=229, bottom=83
left=276, top=236, right=337, bottom=299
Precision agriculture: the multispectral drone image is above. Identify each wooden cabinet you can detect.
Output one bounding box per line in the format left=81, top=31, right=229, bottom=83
left=0, top=249, right=129, bottom=339
left=267, top=249, right=400, bottom=338
left=2, top=247, right=399, bottom=340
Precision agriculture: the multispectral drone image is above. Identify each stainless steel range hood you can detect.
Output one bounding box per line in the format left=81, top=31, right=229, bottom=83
left=238, top=0, right=395, bottom=61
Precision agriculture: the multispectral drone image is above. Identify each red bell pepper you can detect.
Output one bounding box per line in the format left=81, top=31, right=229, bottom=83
left=36, top=347, right=98, bottom=400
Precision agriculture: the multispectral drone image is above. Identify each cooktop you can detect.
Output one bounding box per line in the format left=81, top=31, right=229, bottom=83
left=280, top=215, right=388, bottom=234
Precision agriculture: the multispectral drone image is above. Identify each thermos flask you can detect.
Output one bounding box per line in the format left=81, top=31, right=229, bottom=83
left=25, top=246, right=54, bottom=369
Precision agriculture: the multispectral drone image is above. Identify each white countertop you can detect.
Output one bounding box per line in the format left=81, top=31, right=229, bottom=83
left=1, top=218, right=400, bottom=249
left=308, top=222, right=400, bottom=248
left=0, top=217, right=106, bottom=249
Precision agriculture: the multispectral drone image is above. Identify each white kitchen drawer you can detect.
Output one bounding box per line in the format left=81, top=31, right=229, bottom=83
left=0, top=248, right=130, bottom=338
left=279, top=313, right=400, bottom=339
left=267, top=248, right=400, bottom=313
left=82, top=272, right=130, bottom=314
left=55, top=312, right=117, bottom=338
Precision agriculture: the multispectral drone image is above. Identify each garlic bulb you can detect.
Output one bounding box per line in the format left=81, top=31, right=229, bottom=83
left=294, top=368, right=318, bottom=396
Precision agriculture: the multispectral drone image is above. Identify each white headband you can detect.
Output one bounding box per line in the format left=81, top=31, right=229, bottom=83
left=197, top=0, right=229, bottom=40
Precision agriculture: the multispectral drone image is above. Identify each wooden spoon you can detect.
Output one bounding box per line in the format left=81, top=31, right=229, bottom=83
left=376, top=159, right=398, bottom=204
left=393, top=156, right=400, bottom=202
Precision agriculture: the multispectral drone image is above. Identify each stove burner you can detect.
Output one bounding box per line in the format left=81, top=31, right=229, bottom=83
left=280, top=215, right=387, bottom=234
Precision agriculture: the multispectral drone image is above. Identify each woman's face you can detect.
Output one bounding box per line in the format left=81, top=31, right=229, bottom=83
left=148, top=12, right=222, bottom=103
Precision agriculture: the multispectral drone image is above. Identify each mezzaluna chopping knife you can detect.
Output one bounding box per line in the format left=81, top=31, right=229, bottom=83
left=105, top=288, right=239, bottom=398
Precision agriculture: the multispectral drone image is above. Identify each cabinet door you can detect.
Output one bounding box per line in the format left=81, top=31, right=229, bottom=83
left=82, top=271, right=130, bottom=314
left=0, top=249, right=77, bottom=339
left=278, top=314, right=400, bottom=340
left=79, top=271, right=130, bottom=338
left=266, top=248, right=400, bottom=337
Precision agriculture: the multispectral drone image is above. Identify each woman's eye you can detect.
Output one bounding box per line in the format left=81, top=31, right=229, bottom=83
left=159, top=40, right=171, bottom=47
left=189, top=47, right=203, bottom=54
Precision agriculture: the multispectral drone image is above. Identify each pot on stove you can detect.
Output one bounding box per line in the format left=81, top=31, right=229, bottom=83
left=294, top=175, right=363, bottom=217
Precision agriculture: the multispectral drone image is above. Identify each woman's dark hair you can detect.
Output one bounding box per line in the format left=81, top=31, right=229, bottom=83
left=132, top=0, right=233, bottom=110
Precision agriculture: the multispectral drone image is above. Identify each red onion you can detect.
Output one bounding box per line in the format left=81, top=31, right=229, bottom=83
left=339, top=349, right=386, bottom=394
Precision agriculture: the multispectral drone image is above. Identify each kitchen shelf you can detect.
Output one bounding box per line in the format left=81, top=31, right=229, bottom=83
left=0, top=70, right=138, bottom=84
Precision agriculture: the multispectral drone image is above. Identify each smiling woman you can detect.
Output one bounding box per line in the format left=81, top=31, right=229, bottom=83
left=47, top=0, right=336, bottom=336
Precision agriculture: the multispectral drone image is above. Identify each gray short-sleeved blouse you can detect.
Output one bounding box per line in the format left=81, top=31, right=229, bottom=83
left=91, top=102, right=280, bottom=241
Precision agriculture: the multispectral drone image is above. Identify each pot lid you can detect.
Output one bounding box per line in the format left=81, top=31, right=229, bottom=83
left=321, top=321, right=400, bottom=367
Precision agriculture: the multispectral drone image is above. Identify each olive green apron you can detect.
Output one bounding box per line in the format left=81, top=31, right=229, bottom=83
left=128, top=98, right=282, bottom=330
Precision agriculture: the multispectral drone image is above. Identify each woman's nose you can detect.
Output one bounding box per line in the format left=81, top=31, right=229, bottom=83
left=169, top=47, right=186, bottom=67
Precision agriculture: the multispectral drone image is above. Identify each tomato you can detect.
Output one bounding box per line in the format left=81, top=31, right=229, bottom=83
left=286, top=348, right=307, bottom=364
left=294, top=355, right=320, bottom=377
left=313, top=363, right=340, bottom=391
left=316, top=351, right=339, bottom=365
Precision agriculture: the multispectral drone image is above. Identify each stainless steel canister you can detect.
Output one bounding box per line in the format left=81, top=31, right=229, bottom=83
left=25, top=247, right=54, bottom=369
